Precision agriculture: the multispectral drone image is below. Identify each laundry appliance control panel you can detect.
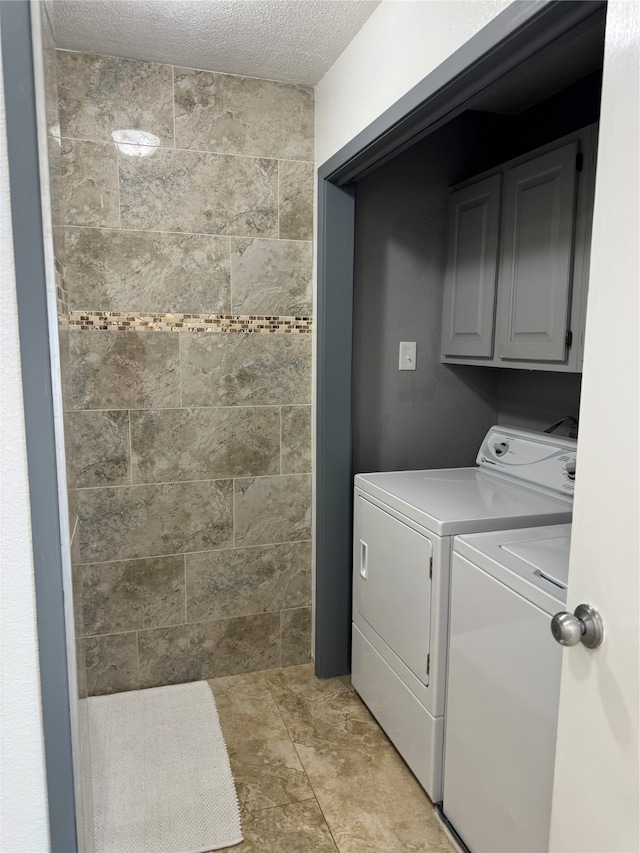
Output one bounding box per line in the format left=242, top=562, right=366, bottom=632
left=477, top=426, right=577, bottom=496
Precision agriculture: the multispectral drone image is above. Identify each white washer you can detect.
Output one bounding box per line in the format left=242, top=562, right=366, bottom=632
left=351, top=425, right=576, bottom=803
left=443, top=524, right=571, bottom=852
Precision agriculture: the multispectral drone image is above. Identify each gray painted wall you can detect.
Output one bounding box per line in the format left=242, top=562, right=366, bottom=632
left=351, top=76, right=600, bottom=473
left=352, top=114, right=503, bottom=474
left=497, top=370, right=582, bottom=432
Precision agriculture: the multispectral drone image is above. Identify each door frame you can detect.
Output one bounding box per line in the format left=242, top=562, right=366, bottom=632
left=1, top=1, right=78, bottom=850
left=314, top=0, right=607, bottom=677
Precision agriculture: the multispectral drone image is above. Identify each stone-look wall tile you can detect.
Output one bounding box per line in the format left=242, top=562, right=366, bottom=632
left=279, top=161, right=314, bottom=241
left=231, top=238, right=312, bottom=316
left=41, top=18, right=66, bottom=265
left=180, top=333, right=311, bottom=407
left=58, top=325, right=72, bottom=411
left=69, top=330, right=180, bottom=410
left=119, top=148, right=278, bottom=237
left=65, top=229, right=231, bottom=313
left=76, top=640, right=88, bottom=700
left=75, top=480, right=233, bottom=564
left=57, top=51, right=174, bottom=146
left=281, top=406, right=312, bottom=474
left=84, top=632, right=139, bottom=696
left=174, top=69, right=314, bottom=161
left=64, top=410, right=130, bottom=488
left=57, top=50, right=316, bottom=693
left=235, top=475, right=312, bottom=547
left=130, top=406, right=280, bottom=484
left=71, top=563, right=84, bottom=641
left=48, top=140, right=65, bottom=265
left=138, top=612, right=281, bottom=688
left=281, top=607, right=312, bottom=667
left=186, top=541, right=312, bottom=622
left=41, top=13, right=60, bottom=144
left=68, top=488, right=80, bottom=566
left=61, top=139, right=119, bottom=227
left=81, top=555, right=185, bottom=635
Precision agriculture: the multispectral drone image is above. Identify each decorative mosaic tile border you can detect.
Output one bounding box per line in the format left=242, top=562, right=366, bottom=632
left=63, top=311, right=313, bottom=334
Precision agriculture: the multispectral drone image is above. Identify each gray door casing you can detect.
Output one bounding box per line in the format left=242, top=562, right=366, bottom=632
left=1, top=1, right=78, bottom=850
left=314, top=0, right=606, bottom=677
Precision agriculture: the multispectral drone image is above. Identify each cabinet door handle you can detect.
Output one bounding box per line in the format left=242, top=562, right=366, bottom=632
left=360, top=540, right=368, bottom=579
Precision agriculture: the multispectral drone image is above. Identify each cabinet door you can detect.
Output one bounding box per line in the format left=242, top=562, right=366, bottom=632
left=496, top=142, right=578, bottom=363
left=441, top=174, right=501, bottom=357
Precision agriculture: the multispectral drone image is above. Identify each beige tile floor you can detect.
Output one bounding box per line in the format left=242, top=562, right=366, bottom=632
left=209, top=664, right=456, bottom=853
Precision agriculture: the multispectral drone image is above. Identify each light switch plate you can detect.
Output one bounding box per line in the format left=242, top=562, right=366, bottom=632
left=399, top=341, right=417, bottom=370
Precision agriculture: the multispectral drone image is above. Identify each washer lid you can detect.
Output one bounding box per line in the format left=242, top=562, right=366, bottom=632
left=454, top=523, right=572, bottom=611
left=501, top=536, right=570, bottom=589
left=354, top=468, right=573, bottom=536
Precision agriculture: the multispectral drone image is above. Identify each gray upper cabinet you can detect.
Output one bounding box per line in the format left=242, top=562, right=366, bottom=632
left=441, top=175, right=501, bottom=358
left=496, top=142, right=577, bottom=363
left=441, top=125, right=597, bottom=373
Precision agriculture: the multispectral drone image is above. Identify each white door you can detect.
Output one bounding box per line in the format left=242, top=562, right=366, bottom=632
left=549, top=3, right=639, bottom=851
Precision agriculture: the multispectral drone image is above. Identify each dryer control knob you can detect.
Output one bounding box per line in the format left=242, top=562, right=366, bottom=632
left=565, top=460, right=576, bottom=480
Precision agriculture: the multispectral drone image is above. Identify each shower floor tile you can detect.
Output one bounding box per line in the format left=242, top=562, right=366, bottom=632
left=209, top=664, right=456, bottom=853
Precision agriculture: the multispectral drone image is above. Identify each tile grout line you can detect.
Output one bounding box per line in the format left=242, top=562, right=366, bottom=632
left=82, top=605, right=307, bottom=641
left=115, top=148, right=122, bottom=230
left=64, top=404, right=313, bottom=415
left=81, top=604, right=312, bottom=641
left=302, top=768, right=342, bottom=853
left=279, top=406, right=283, bottom=476
left=232, top=479, right=236, bottom=549
left=63, top=221, right=313, bottom=243
left=178, top=332, right=184, bottom=409
left=263, top=670, right=342, bottom=852
left=135, top=630, right=140, bottom=689
left=183, top=554, right=187, bottom=624
left=232, top=796, right=318, bottom=819
left=277, top=159, right=281, bottom=239
left=127, top=409, right=133, bottom=485
left=59, top=133, right=314, bottom=166
left=73, top=537, right=313, bottom=567
left=227, top=236, right=234, bottom=314
left=71, top=471, right=312, bottom=491
left=171, top=65, right=176, bottom=149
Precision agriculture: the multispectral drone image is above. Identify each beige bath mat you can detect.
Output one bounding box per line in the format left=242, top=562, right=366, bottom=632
left=88, top=681, right=242, bottom=853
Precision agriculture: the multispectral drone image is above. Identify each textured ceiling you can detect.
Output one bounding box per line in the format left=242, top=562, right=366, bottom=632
left=50, top=0, right=381, bottom=85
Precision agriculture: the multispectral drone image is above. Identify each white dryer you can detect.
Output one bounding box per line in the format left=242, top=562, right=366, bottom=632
left=351, top=425, right=576, bottom=803
left=442, top=523, right=572, bottom=852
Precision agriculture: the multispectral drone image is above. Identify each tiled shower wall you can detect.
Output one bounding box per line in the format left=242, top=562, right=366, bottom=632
left=57, top=50, right=314, bottom=695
